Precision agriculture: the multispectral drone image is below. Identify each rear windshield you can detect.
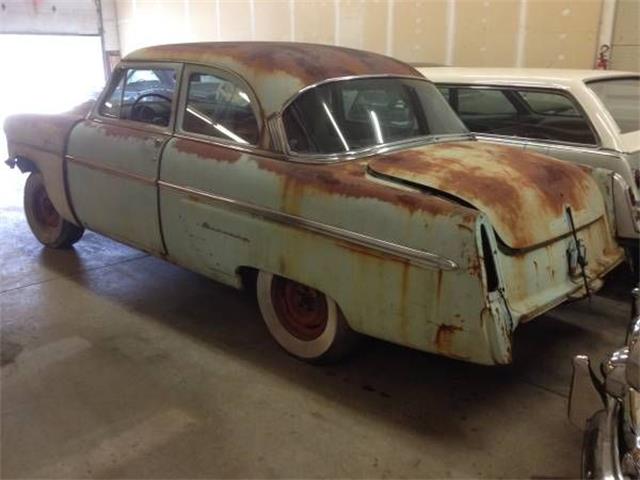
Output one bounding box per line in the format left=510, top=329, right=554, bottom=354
left=587, top=77, right=640, bottom=134
left=283, top=77, right=468, bottom=155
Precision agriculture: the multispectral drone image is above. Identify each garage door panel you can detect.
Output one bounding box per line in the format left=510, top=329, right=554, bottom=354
left=0, top=0, right=99, bottom=35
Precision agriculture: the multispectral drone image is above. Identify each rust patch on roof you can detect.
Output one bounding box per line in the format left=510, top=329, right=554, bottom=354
left=126, top=42, right=419, bottom=85
left=125, top=42, right=422, bottom=115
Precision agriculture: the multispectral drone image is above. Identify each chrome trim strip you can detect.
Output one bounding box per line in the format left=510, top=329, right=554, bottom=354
left=158, top=181, right=459, bottom=271
left=278, top=74, right=427, bottom=114
left=475, top=134, right=621, bottom=158
left=272, top=74, right=477, bottom=164
left=65, top=155, right=156, bottom=186
left=172, top=133, right=284, bottom=160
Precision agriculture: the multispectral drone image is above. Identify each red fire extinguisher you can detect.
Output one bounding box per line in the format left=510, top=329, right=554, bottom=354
left=595, top=44, right=610, bottom=70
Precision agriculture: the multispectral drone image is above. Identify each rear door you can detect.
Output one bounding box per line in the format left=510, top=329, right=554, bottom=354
left=159, top=64, right=263, bottom=282
left=66, top=63, right=181, bottom=254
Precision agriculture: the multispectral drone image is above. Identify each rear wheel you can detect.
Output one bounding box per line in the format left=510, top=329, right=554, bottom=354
left=256, top=271, right=358, bottom=363
left=24, top=172, right=84, bottom=248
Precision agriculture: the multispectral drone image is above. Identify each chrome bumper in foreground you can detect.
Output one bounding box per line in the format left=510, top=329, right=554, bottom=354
left=581, top=400, right=623, bottom=479
left=568, top=299, right=640, bottom=479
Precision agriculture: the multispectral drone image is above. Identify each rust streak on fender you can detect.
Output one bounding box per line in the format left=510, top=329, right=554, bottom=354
left=88, top=122, right=157, bottom=143
left=173, top=138, right=243, bottom=163
left=370, top=142, right=601, bottom=248
left=256, top=158, right=467, bottom=217
left=435, top=324, right=463, bottom=355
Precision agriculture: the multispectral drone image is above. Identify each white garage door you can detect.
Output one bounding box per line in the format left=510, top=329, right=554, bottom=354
left=0, top=0, right=99, bottom=35
left=0, top=33, right=104, bottom=196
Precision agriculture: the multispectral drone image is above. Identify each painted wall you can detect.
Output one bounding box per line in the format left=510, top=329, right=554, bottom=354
left=115, top=0, right=606, bottom=69
left=610, top=0, right=640, bottom=71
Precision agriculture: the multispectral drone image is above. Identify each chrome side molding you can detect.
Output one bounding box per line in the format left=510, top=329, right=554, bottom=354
left=158, top=181, right=459, bottom=271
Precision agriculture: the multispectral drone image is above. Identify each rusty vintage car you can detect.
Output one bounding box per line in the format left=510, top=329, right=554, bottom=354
left=4, top=42, right=624, bottom=364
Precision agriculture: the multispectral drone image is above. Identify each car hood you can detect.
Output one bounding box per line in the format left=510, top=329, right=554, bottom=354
left=367, top=141, right=606, bottom=249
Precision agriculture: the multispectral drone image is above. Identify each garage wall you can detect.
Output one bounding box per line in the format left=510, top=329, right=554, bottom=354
left=609, top=0, right=640, bottom=71
left=114, top=0, right=604, bottom=68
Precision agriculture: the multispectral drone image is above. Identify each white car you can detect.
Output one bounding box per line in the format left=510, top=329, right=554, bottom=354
left=420, top=68, right=640, bottom=263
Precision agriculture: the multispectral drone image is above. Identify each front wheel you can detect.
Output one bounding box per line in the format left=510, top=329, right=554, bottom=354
left=256, top=271, right=359, bottom=363
left=24, top=172, right=84, bottom=248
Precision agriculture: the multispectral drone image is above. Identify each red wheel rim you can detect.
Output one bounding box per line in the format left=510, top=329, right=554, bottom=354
left=271, top=276, right=328, bottom=341
left=32, top=185, right=60, bottom=228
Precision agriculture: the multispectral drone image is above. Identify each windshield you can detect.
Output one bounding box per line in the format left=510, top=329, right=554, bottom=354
left=282, top=77, right=468, bottom=155
left=587, top=77, right=640, bottom=134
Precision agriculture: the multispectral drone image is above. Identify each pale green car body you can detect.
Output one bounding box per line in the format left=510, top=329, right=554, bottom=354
left=4, top=43, right=624, bottom=365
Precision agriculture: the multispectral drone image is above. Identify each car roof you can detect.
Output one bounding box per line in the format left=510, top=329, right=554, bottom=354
left=418, top=67, right=638, bottom=89
left=124, top=42, right=421, bottom=115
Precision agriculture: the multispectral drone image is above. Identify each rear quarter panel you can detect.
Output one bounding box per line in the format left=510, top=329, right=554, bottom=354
left=158, top=137, right=508, bottom=364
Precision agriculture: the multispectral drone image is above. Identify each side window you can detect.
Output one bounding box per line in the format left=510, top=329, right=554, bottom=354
left=518, top=91, right=580, bottom=117
left=515, top=89, right=596, bottom=145
left=457, top=88, right=516, bottom=115
left=341, top=87, right=418, bottom=129
left=99, top=67, right=176, bottom=127
left=182, top=72, right=259, bottom=145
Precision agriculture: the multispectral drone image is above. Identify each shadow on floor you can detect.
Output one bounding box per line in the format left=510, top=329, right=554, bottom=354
left=30, top=240, right=627, bottom=446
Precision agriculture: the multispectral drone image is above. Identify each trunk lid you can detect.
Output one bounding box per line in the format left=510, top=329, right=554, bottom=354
left=368, top=141, right=606, bottom=249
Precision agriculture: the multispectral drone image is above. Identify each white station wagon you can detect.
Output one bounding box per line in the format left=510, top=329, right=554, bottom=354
left=420, top=68, right=640, bottom=265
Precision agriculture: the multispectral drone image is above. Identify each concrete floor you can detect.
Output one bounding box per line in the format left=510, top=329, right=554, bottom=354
left=1, top=166, right=637, bottom=479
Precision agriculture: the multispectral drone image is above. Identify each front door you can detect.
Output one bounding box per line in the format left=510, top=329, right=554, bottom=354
left=66, top=63, right=181, bottom=254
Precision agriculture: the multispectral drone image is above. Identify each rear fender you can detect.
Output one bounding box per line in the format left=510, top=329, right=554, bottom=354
left=587, top=167, right=618, bottom=238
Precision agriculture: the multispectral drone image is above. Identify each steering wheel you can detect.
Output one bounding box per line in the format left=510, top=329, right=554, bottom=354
left=130, top=93, right=172, bottom=124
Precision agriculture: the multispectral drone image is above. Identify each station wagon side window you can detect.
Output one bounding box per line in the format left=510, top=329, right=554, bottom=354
left=182, top=72, right=259, bottom=145
left=457, top=88, right=516, bottom=116
left=518, top=91, right=580, bottom=117
left=444, top=86, right=596, bottom=145
left=98, top=67, right=176, bottom=127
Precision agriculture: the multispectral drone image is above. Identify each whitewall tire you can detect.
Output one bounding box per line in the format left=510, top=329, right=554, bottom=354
left=256, top=271, right=358, bottom=363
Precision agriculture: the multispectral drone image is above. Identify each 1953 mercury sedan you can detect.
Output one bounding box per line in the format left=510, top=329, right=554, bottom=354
left=4, top=42, right=625, bottom=364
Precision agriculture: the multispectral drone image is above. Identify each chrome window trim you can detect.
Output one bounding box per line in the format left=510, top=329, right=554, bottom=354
left=90, top=61, right=184, bottom=136
left=273, top=74, right=473, bottom=163
left=434, top=82, right=603, bottom=148
left=172, top=132, right=284, bottom=160
left=158, top=180, right=459, bottom=271
left=475, top=133, right=622, bottom=159
left=277, top=74, right=427, bottom=115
